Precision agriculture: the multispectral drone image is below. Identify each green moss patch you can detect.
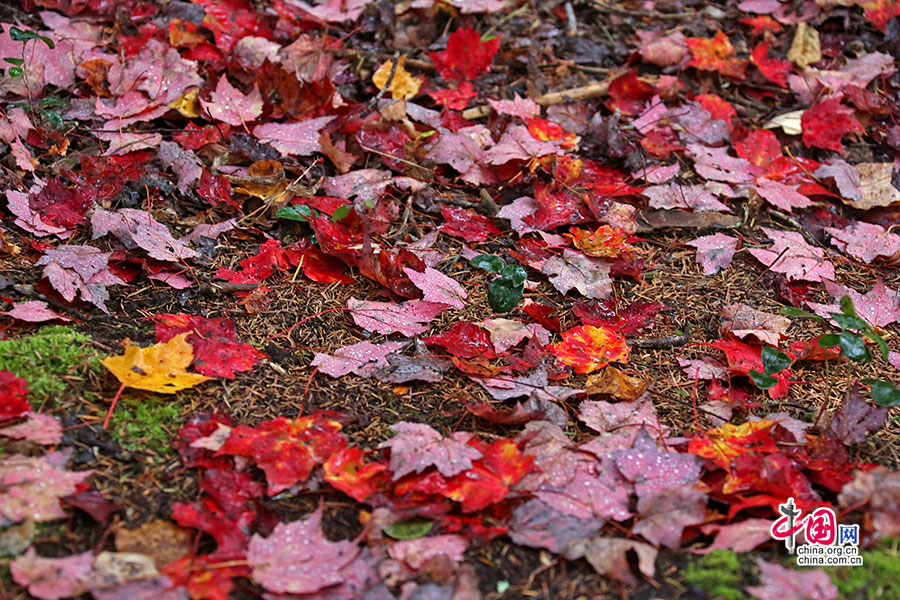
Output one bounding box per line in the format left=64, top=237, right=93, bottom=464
left=682, top=550, right=750, bottom=600
left=110, top=398, right=183, bottom=456
left=0, top=325, right=99, bottom=400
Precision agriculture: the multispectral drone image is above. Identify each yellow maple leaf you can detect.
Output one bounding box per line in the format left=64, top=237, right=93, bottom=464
left=168, top=89, right=200, bottom=118
left=372, top=56, right=422, bottom=101
left=102, top=333, right=212, bottom=394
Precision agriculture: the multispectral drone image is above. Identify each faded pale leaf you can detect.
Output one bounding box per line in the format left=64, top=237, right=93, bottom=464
left=787, top=23, right=821, bottom=68
left=378, top=422, right=482, bottom=480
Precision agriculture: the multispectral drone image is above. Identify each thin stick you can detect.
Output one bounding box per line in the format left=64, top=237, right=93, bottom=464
left=462, top=75, right=629, bottom=119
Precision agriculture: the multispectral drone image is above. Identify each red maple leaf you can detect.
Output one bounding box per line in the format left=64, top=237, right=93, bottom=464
left=429, top=27, right=501, bottom=81
left=607, top=70, right=655, bottom=116
left=439, top=206, right=501, bottom=243
left=323, top=447, right=388, bottom=502
left=218, top=413, right=347, bottom=494
left=711, top=339, right=792, bottom=398
left=424, top=322, right=497, bottom=360
left=0, top=371, right=30, bottom=421
left=801, top=97, right=863, bottom=153
left=686, top=31, right=748, bottom=79
left=751, top=41, right=791, bottom=87
left=153, top=313, right=267, bottom=379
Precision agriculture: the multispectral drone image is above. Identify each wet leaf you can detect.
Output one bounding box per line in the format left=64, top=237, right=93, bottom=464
left=102, top=333, right=212, bottom=394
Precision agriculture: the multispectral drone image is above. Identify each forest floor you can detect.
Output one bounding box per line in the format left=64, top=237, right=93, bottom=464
left=2, top=0, right=900, bottom=599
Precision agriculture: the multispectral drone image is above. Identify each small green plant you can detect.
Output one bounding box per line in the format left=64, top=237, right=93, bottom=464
left=747, top=296, right=900, bottom=406
left=470, top=254, right=527, bottom=313
left=1, top=25, right=54, bottom=78
left=1, top=26, right=67, bottom=127
left=0, top=325, right=99, bottom=400
left=109, top=398, right=183, bottom=455
left=682, top=550, right=750, bottom=600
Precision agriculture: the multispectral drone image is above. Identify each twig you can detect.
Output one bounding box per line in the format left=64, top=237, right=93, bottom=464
left=630, top=322, right=692, bottom=349
left=462, top=73, right=631, bottom=119
left=367, top=51, right=400, bottom=108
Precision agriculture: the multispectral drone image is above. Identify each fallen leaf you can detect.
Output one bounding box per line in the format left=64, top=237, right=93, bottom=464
left=153, top=314, right=266, bottom=379
left=372, top=55, right=422, bottom=100
left=429, top=27, right=501, bottom=81
left=388, top=534, right=467, bottom=569
left=585, top=366, right=648, bottom=401
left=696, top=519, right=776, bottom=554
left=751, top=41, right=791, bottom=87
left=1, top=301, right=71, bottom=323
left=348, top=297, right=449, bottom=337
left=378, top=421, right=483, bottom=480
left=0, top=370, right=31, bottom=421
left=311, top=340, right=406, bottom=378
left=719, top=303, right=792, bottom=346
left=218, top=413, right=347, bottom=494
left=614, top=428, right=701, bottom=497
left=686, top=31, right=747, bottom=79
left=848, top=162, right=900, bottom=210
left=806, top=280, right=900, bottom=328
left=643, top=183, right=730, bottom=212
left=247, top=507, right=368, bottom=595
left=10, top=549, right=94, bottom=600
left=827, top=384, right=889, bottom=444
left=573, top=299, right=666, bottom=336
left=323, top=447, right=388, bottom=502
left=36, top=245, right=125, bottom=313
left=102, top=333, right=212, bottom=394
left=634, top=483, right=707, bottom=549
left=565, top=537, right=657, bottom=584
left=801, top=97, right=863, bottom=153
left=0, top=450, right=92, bottom=524
left=91, top=209, right=199, bottom=263
left=826, top=221, right=900, bottom=264
left=115, top=520, right=192, bottom=570
left=551, top=325, right=630, bottom=374
left=565, top=225, right=640, bottom=257
left=746, top=559, right=837, bottom=600
left=424, top=321, right=497, bottom=360
left=686, top=233, right=740, bottom=275
left=439, top=206, right=501, bottom=243
left=252, top=116, right=335, bottom=157
left=748, top=228, right=835, bottom=282
left=787, top=22, right=821, bottom=68
left=200, top=75, right=263, bottom=126
left=404, top=266, right=467, bottom=309
left=754, top=178, right=814, bottom=211
left=838, top=467, right=900, bottom=538
left=542, top=250, right=613, bottom=300
left=0, top=412, right=62, bottom=445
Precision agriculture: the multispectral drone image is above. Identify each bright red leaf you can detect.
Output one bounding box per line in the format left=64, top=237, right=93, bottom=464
left=801, top=97, right=863, bottom=153
left=429, top=27, right=501, bottom=81
left=551, top=325, right=630, bottom=374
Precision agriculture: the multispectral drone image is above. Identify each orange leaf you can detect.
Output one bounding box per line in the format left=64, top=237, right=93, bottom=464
left=101, top=333, right=212, bottom=394
left=565, top=225, right=639, bottom=258
left=687, top=420, right=778, bottom=469
left=686, top=31, right=748, bottom=79
left=323, top=447, right=388, bottom=502
left=551, top=325, right=630, bottom=374
left=585, top=366, right=647, bottom=400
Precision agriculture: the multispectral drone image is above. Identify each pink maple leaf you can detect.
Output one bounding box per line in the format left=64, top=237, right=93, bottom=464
left=806, top=280, right=900, bottom=328
left=36, top=245, right=125, bottom=313
left=686, top=233, right=739, bottom=275
left=247, top=507, right=370, bottom=595
left=613, top=428, right=700, bottom=498
left=634, top=483, right=707, bottom=549
left=439, top=206, right=501, bottom=243
left=378, top=422, right=483, bottom=480
left=0, top=412, right=63, bottom=445
left=311, top=340, right=406, bottom=378
left=643, top=183, right=729, bottom=212
left=748, top=228, right=835, bottom=282
left=11, top=549, right=94, bottom=600
left=2, top=301, right=71, bottom=323
left=347, top=297, right=449, bottom=337
left=388, top=535, right=468, bottom=569
left=747, top=560, right=837, bottom=600
left=403, top=267, right=467, bottom=309
left=200, top=75, right=263, bottom=126
left=0, top=450, right=92, bottom=524
left=826, top=221, right=900, bottom=264
left=754, top=178, right=814, bottom=212
left=484, top=124, right=565, bottom=165
left=541, top=250, right=612, bottom=299
left=91, top=208, right=199, bottom=263
left=252, top=116, right=335, bottom=157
